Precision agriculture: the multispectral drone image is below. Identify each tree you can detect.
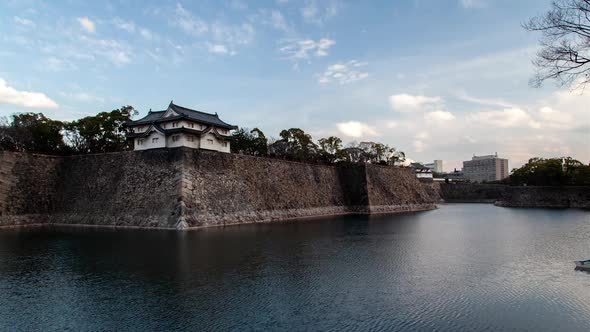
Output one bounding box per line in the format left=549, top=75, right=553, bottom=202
left=387, top=148, right=406, bottom=166
left=337, top=147, right=367, bottom=163
left=230, top=127, right=268, bottom=156
left=317, top=136, right=342, bottom=163
left=272, top=128, right=318, bottom=161
left=0, top=113, right=66, bottom=154
left=0, top=116, right=14, bottom=151
left=65, top=106, right=137, bottom=154
left=510, top=156, right=590, bottom=185
left=524, top=0, right=590, bottom=87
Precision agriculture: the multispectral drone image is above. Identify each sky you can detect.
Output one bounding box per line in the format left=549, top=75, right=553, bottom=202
left=0, top=0, right=589, bottom=171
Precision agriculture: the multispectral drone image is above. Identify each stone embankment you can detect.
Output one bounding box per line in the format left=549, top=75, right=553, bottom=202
left=494, top=186, right=590, bottom=209
left=0, top=148, right=438, bottom=230
left=440, top=183, right=590, bottom=209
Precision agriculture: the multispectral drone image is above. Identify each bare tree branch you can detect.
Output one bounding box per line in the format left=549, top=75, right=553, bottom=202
left=524, top=0, right=590, bottom=88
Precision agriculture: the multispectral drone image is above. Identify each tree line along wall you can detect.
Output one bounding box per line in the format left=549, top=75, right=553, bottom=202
left=0, top=148, right=438, bottom=230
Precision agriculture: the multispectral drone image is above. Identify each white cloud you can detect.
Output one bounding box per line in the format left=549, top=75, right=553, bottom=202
left=336, top=121, right=378, bottom=138
left=534, top=88, right=590, bottom=130
left=175, top=3, right=208, bottom=35
left=415, top=131, right=431, bottom=140
left=79, top=36, right=132, bottom=65
left=460, top=0, right=486, bottom=8
left=174, top=3, right=254, bottom=54
left=77, top=17, right=96, bottom=33
left=112, top=18, right=154, bottom=40
left=109, top=51, right=131, bottom=65
left=318, top=60, right=369, bottom=85
left=413, top=140, right=426, bottom=153
left=208, top=44, right=229, bottom=54
left=60, top=91, right=104, bottom=103
left=389, top=94, right=442, bottom=112
left=424, top=110, right=456, bottom=122
left=112, top=18, right=135, bottom=33
left=279, top=38, right=335, bottom=60
left=301, top=0, right=340, bottom=24
left=469, top=107, right=540, bottom=129
left=386, top=121, right=398, bottom=128
left=139, top=28, right=154, bottom=40
left=210, top=22, right=255, bottom=47
left=14, top=16, right=35, bottom=27
left=256, top=9, right=291, bottom=32
left=0, top=78, right=58, bottom=109
left=41, top=57, right=77, bottom=72
left=456, top=90, right=516, bottom=108
left=270, top=10, right=289, bottom=31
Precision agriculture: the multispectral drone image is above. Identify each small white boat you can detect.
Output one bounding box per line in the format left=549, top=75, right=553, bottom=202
left=575, top=260, right=590, bottom=271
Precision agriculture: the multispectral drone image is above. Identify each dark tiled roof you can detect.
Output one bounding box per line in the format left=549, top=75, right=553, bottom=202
left=131, top=110, right=165, bottom=124
left=127, top=102, right=237, bottom=130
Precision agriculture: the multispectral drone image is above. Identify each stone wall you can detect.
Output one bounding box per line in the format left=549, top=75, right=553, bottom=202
left=49, top=149, right=183, bottom=228
left=495, top=186, right=590, bottom=209
left=439, top=183, right=507, bottom=203
left=0, top=151, right=62, bottom=227
left=440, top=183, right=590, bottom=208
left=0, top=148, right=439, bottom=230
left=180, top=149, right=355, bottom=227
left=365, top=165, right=438, bottom=213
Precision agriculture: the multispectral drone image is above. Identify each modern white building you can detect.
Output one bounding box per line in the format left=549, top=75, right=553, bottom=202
left=463, top=153, right=509, bottom=182
left=126, top=101, right=237, bottom=152
left=423, top=160, right=443, bottom=173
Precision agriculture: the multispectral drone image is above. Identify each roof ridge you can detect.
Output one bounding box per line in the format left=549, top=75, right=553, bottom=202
left=170, top=102, right=218, bottom=117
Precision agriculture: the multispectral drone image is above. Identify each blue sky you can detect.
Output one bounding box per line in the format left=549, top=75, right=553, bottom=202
left=1, top=0, right=588, bottom=170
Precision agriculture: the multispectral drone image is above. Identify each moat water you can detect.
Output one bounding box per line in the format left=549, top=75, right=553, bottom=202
left=0, top=204, right=589, bottom=331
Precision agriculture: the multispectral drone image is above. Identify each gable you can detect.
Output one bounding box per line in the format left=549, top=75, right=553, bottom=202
left=163, top=107, right=179, bottom=118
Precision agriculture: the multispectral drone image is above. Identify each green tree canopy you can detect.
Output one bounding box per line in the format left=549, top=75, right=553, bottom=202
left=510, top=157, right=590, bottom=186
left=65, top=106, right=137, bottom=154
left=317, top=136, right=342, bottom=163
left=272, top=128, right=318, bottom=161
left=0, top=113, right=66, bottom=154
left=230, top=127, right=268, bottom=156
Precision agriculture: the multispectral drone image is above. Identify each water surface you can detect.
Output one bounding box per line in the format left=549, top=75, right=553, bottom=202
left=0, top=204, right=589, bottom=331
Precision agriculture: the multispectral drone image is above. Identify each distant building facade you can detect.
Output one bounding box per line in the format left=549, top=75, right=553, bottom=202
left=423, top=160, right=443, bottom=173
left=410, top=162, right=433, bottom=181
left=126, top=101, right=237, bottom=152
left=463, top=153, right=509, bottom=182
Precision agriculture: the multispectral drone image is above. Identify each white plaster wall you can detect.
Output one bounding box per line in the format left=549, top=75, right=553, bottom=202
left=134, top=131, right=166, bottom=150
left=416, top=172, right=433, bottom=179
left=133, top=125, right=149, bottom=133
left=132, top=124, right=231, bottom=152
left=178, top=120, right=206, bottom=130
left=183, top=134, right=201, bottom=149
left=166, top=133, right=201, bottom=149
left=199, top=132, right=230, bottom=153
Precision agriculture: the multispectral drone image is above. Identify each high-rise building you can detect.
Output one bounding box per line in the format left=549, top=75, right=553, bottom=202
left=423, top=160, right=443, bottom=173
left=463, top=153, right=509, bottom=182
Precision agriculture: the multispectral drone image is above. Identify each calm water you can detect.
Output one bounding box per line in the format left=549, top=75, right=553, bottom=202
left=0, top=204, right=589, bottom=331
